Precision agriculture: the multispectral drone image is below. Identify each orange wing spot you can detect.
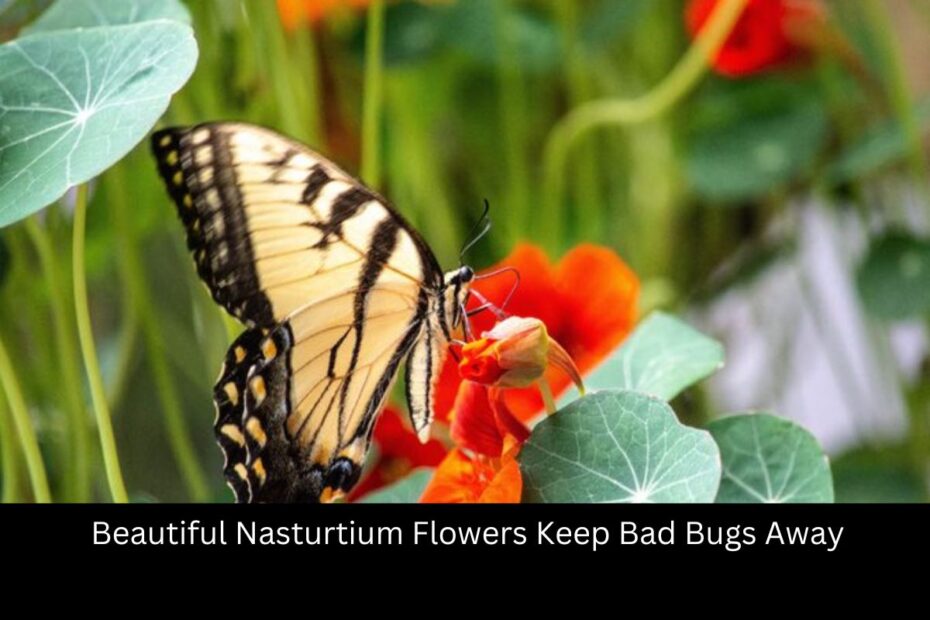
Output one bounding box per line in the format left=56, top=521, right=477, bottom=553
left=172, top=170, right=184, bottom=186
left=234, top=346, right=247, bottom=363
left=251, top=458, right=267, bottom=484
left=261, top=338, right=277, bottom=361
left=219, top=423, right=245, bottom=447
left=223, top=382, right=239, bottom=407
left=250, top=376, right=267, bottom=405
left=245, top=416, right=267, bottom=447
left=233, top=463, right=249, bottom=481
left=183, top=194, right=193, bottom=209
left=319, top=487, right=344, bottom=503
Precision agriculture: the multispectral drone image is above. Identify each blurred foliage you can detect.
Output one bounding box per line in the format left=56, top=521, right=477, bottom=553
left=1, top=0, right=929, bottom=502
left=857, top=231, right=930, bottom=320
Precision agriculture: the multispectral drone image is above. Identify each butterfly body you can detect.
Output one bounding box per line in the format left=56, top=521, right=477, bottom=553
left=152, top=122, right=472, bottom=502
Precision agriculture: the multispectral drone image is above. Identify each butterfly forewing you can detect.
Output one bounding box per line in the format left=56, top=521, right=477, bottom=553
left=151, top=122, right=451, bottom=502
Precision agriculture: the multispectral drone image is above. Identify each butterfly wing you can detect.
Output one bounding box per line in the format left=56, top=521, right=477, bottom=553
left=152, top=122, right=444, bottom=325
left=151, top=122, right=447, bottom=502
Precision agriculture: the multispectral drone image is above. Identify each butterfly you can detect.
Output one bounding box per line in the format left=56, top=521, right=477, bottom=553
left=151, top=122, right=475, bottom=503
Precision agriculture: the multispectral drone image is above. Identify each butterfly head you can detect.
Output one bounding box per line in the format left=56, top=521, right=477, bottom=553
left=443, top=265, right=475, bottom=335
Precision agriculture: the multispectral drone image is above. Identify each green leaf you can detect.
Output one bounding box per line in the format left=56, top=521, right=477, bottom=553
left=24, top=0, right=190, bottom=33
left=709, top=413, right=834, bottom=503
left=856, top=231, right=930, bottom=320
left=826, top=99, right=930, bottom=186
left=0, top=21, right=198, bottom=227
left=686, top=78, right=828, bottom=202
left=359, top=468, right=434, bottom=504
left=831, top=444, right=926, bottom=503
left=561, top=312, right=724, bottom=406
left=444, top=0, right=559, bottom=74
left=521, top=390, right=721, bottom=503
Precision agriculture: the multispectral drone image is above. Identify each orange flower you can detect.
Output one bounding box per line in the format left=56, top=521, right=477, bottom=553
left=685, top=0, right=826, bottom=78
left=459, top=316, right=583, bottom=390
left=348, top=404, right=448, bottom=500
left=449, top=382, right=529, bottom=457
left=435, top=243, right=639, bottom=424
left=420, top=436, right=523, bottom=504
left=277, top=0, right=374, bottom=29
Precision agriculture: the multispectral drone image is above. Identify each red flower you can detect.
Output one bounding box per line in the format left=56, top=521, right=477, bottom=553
left=347, top=404, right=448, bottom=500
left=449, top=382, right=530, bottom=458
left=435, top=243, right=639, bottom=424
left=685, top=0, right=825, bottom=78
left=420, top=434, right=523, bottom=504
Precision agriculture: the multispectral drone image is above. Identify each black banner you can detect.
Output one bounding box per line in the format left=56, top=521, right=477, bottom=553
left=2, top=503, right=927, bottom=563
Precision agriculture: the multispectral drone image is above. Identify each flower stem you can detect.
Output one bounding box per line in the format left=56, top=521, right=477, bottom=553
left=24, top=217, right=91, bottom=502
left=495, top=0, right=531, bottom=241
left=538, top=0, right=748, bottom=247
left=107, top=169, right=209, bottom=502
left=538, top=379, right=557, bottom=416
left=361, top=0, right=385, bottom=187
left=0, top=394, right=21, bottom=502
left=0, top=333, right=51, bottom=503
left=72, top=183, right=129, bottom=503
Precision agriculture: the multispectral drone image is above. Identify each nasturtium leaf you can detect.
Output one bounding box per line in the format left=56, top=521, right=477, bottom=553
left=856, top=231, right=930, bottom=320
left=686, top=79, right=828, bottom=202
left=560, top=312, right=724, bottom=406
left=831, top=444, right=926, bottom=503
left=360, top=468, right=433, bottom=504
left=24, top=0, right=190, bottom=33
left=520, top=390, right=721, bottom=503
left=826, top=99, right=930, bottom=186
left=0, top=21, right=198, bottom=227
left=709, top=413, right=833, bottom=503
left=443, top=0, right=559, bottom=74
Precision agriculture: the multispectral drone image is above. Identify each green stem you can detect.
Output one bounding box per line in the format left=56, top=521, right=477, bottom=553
left=24, top=217, right=91, bottom=502
left=552, top=0, right=603, bottom=246
left=108, top=170, right=209, bottom=502
left=105, top=299, right=139, bottom=412
left=73, top=184, right=129, bottom=503
left=0, top=394, right=21, bottom=502
left=290, top=15, right=325, bottom=147
left=862, top=0, right=930, bottom=203
left=361, top=0, right=385, bottom=187
left=0, top=334, right=51, bottom=503
left=538, top=0, right=748, bottom=246
left=495, top=0, right=531, bottom=242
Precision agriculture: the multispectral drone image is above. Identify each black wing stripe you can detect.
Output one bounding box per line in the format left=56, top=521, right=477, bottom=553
left=151, top=126, right=274, bottom=326
left=335, top=217, right=401, bottom=441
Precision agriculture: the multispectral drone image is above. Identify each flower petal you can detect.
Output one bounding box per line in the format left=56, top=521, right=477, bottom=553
left=349, top=405, right=449, bottom=500
left=420, top=449, right=494, bottom=504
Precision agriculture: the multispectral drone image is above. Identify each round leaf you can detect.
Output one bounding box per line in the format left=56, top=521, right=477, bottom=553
left=520, top=390, right=721, bottom=503
left=560, top=312, right=724, bottom=406
left=24, top=0, right=190, bottom=33
left=856, top=231, right=930, bottom=320
left=709, top=413, right=834, bottom=503
left=0, top=21, right=198, bottom=227
left=686, top=79, right=828, bottom=202
left=359, top=468, right=434, bottom=504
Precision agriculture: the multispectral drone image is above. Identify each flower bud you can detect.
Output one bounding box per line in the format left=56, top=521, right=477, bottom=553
left=458, top=316, right=584, bottom=392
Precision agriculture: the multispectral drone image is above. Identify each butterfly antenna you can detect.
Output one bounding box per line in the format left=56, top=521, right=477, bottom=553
left=459, top=199, right=492, bottom=264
